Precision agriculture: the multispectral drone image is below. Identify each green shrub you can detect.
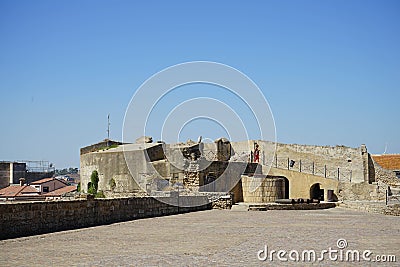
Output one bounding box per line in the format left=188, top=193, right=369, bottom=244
left=88, top=170, right=99, bottom=195
left=95, top=190, right=106, bottom=198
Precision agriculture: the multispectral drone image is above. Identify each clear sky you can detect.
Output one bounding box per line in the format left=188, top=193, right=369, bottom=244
left=0, top=0, right=399, bottom=168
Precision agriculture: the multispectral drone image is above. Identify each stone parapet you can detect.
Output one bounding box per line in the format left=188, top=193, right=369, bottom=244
left=0, top=196, right=210, bottom=240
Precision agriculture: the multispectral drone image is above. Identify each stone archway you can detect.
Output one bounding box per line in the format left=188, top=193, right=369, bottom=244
left=310, top=183, right=324, bottom=201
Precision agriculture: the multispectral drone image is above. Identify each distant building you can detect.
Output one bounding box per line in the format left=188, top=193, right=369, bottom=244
left=0, top=178, right=76, bottom=202
left=0, top=161, right=54, bottom=189
left=55, top=173, right=80, bottom=185
left=44, top=186, right=77, bottom=200
left=372, top=154, right=400, bottom=179
left=30, top=178, right=69, bottom=193
left=0, top=182, right=42, bottom=201
left=0, top=162, right=26, bottom=189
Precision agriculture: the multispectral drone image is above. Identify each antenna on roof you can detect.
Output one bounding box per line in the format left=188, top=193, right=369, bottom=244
left=107, top=114, right=110, bottom=140
left=383, top=142, right=388, bottom=154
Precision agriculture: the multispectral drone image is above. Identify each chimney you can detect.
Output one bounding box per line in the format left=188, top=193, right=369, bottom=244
left=19, top=178, right=25, bottom=186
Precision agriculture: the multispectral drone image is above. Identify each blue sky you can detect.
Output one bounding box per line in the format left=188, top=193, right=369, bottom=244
left=0, top=0, right=399, bottom=168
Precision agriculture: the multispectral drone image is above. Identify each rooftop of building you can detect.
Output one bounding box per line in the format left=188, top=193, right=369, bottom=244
left=30, top=177, right=68, bottom=185
left=44, top=185, right=77, bottom=196
left=372, top=154, right=400, bottom=170
left=0, top=185, right=39, bottom=197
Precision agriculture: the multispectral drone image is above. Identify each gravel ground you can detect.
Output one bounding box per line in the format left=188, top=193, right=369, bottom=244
left=1, top=207, right=399, bottom=266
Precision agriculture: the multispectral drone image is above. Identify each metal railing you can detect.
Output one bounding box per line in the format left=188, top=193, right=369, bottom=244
left=201, top=150, right=353, bottom=181
left=273, top=156, right=352, bottom=181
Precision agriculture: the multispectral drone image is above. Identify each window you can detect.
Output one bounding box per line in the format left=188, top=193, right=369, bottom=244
left=43, top=186, right=49, bottom=193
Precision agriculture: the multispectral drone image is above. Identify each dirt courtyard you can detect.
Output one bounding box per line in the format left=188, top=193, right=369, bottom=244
left=1, top=207, right=399, bottom=266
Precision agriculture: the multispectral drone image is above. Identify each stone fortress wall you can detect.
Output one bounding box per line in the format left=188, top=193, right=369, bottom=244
left=230, top=140, right=399, bottom=202
left=80, top=139, right=399, bottom=202
left=0, top=196, right=210, bottom=240
left=229, top=141, right=366, bottom=183
left=80, top=149, right=143, bottom=195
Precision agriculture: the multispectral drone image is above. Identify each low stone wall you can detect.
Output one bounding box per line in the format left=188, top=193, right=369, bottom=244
left=339, top=201, right=400, bottom=216
left=337, top=181, right=387, bottom=201
left=212, top=195, right=233, bottom=209
left=0, top=196, right=210, bottom=240
left=373, top=161, right=400, bottom=186
left=266, top=203, right=337, bottom=210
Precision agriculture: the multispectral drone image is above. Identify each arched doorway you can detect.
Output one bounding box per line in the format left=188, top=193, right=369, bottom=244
left=310, top=183, right=324, bottom=201
left=282, top=177, right=289, bottom=199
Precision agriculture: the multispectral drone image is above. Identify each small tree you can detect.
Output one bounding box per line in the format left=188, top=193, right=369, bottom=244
left=88, top=170, right=99, bottom=195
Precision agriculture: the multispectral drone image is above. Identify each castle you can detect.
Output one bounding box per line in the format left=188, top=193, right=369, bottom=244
left=80, top=137, right=399, bottom=206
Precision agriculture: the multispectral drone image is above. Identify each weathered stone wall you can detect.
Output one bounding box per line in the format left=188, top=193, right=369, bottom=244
left=80, top=150, right=145, bottom=194
left=241, top=175, right=285, bottom=203
left=144, top=144, right=165, bottom=162
left=0, top=196, right=210, bottom=240
left=266, top=203, right=337, bottom=210
left=267, top=167, right=339, bottom=200
left=337, top=182, right=388, bottom=201
left=274, top=142, right=365, bottom=183
left=230, top=179, right=243, bottom=203
left=339, top=201, right=400, bottom=216
left=230, top=141, right=366, bottom=183
left=80, top=140, right=123, bottom=155
left=372, top=160, right=399, bottom=186
left=212, top=195, right=233, bottom=209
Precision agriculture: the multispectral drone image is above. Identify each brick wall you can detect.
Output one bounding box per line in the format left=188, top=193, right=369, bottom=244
left=0, top=196, right=210, bottom=240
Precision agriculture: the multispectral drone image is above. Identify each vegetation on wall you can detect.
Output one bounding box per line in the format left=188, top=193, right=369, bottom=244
left=95, top=191, right=106, bottom=198
left=109, top=178, right=116, bottom=191
left=88, top=170, right=99, bottom=195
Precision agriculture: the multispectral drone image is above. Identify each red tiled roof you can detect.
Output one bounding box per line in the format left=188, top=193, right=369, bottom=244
left=19, top=186, right=40, bottom=194
left=44, top=186, right=77, bottom=196
left=30, top=178, right=67, bottom=185
left=0, top=185, right=39, bottom=197
left=372, top=154, right=400, bottom=170
left=30, top=178, right=55, bottom=184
